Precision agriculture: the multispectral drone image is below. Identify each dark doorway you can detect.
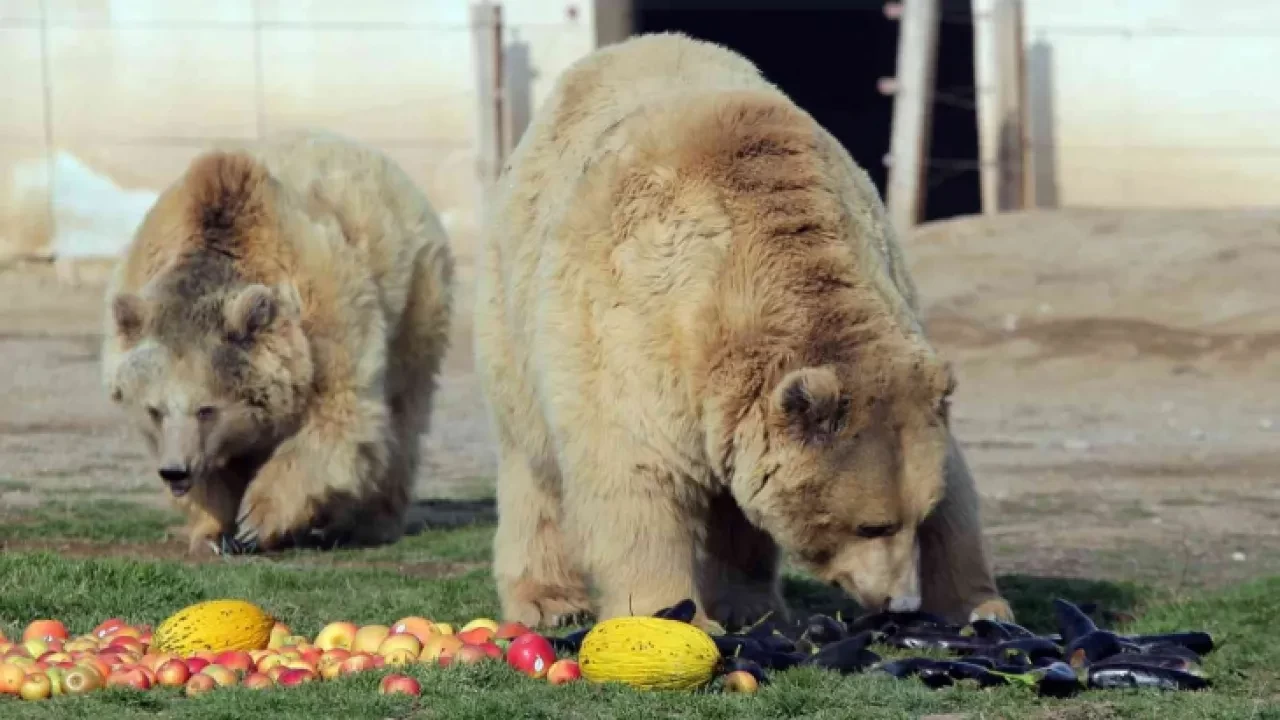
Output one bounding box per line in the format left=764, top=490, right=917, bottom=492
left=630, top=0, right=980, bottom=223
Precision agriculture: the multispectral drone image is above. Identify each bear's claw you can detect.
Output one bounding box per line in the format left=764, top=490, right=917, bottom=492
left=968, top=597, right=1016, bottom=623
left=211, top=533, right=259, bottom=556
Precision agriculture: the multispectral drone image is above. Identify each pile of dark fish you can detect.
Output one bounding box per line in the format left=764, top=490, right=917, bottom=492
left=551, top=598, right=1215, bottom=697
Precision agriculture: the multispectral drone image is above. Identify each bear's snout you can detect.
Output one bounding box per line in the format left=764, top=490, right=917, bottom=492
left=159, top=464, right=193, bottom=496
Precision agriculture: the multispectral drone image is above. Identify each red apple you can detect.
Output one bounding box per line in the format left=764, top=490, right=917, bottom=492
left=452, top=644, right=490, bottom=666
left=505, top=633, right=556, bottom=679
left=19, top=672, right=52, bottom=700
left=214, top=650, right=254, bottom=675
left=106, top=666, right=152, bottom=691
left=276, top=668, right=316, bottom=686
left=378, top=632, right=423, bottom=657
left=352, top=625, right=390, bottom=654
left=184, top=657, right=211, bottom=674
left=723, top=669, right=760, bottom=694
left=184, top=673, right=217, bottom=696
left=60, top=665, right=102, bottom=694
left=475, top=641, right=503, bottom=660
left=22, top=620, right=68, bottom=643
left=6, top=657, right=34, bottom=671
left=314, top=621, right=359, bottom=651
left=378, top=673, right=422, bottom=696
left=382, top=647, right=418, bottom=667
left=3, top=645, right=30, bottom=660
left=103, top=626, right=142, bottom=642
left=107, top=637, right=146, bottom=656
left=421, top=634, right=464, bottom=662
left=456, top=627, right=496, bottom=646
left=22, top=639, right=49, bottom=659
left=266, top=665, right=289, bottom=683
left=268, top=622, right=292, bottom=649
left=494, top=621, right=533, bottom=643
left=200, top=664, right=238, bottom=687
left=319, top=648, right=350, bottom=666
left=156, top=659, right=192, bottom=687
left=64, top=638, right=98, bottom=653
left=0, top=661, right=27, bottom=694
left=92, top=618, right=126, bottom=639
left=390, top=616, right=436, bottom=644
left=298, top=646, right=324, bottom=667
left=256, top=653, right=286, bottom=673
left=285, top=660, right=317, bottom=674
left=77, top=656, right=111, bottom=681
left=140, top=652, right=173, bottom=672
left=242, top=671, right=274, bottom=689
left=280, top=635, right=310, bottom=649
left=338, top=652, right=378, bottom=676
left=38, top=651, right=71, bottom=665
left=461, top=618, right=499, bottom=634
left=546, top=659, right=582, bottom=685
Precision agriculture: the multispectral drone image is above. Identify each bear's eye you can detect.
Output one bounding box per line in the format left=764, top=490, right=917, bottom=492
left=147, top=406, right=163, bottom=423
left=855, top=523, right=900, bottom=539
left=196, top=406, right=218, bottom=422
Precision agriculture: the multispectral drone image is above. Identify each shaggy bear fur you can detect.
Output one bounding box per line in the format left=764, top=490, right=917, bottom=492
left=477, top=32, right=1013, bottom=629
left=101, top=130, right=454, bottom=555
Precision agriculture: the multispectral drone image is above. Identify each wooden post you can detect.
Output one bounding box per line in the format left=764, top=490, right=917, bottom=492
left=972, top=0, right=1027, bottom=213
left=972, top=0, right=999, bottom=214
left=594, top=0, right=634, bottom=47
left=995, top=0, right=1027, bottom=210
left=471, top=1, right=506, bottom=220
left=885, top=0, right=940, bottom=234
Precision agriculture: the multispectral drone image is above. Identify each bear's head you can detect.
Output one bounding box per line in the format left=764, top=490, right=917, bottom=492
left=104, top=281, right=314, bottom=498
left=727, top=344, right=952, bottom=614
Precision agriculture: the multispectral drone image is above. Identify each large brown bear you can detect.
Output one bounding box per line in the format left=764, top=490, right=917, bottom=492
left=475, top=33, right=1012, bottom=629
left=100, top=130, right=454, bottom=555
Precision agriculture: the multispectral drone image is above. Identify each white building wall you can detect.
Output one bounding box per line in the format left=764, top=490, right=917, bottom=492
left=1023, top=0, right=1280, bottom=208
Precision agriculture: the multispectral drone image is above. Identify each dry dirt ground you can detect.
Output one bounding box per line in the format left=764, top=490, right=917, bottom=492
left=2, top=207, right=1277, bottom=596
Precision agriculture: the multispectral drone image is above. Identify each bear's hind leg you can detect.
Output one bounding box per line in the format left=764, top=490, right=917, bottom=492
left=697, top=491, right=789, bottom=630
left=493, top=447, right=593, bottom=628
left=918, top=430, right=1014, bottom=622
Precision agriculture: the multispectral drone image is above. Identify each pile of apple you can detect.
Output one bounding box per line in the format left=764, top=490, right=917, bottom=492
left=0, top=615, right=577, bottom=701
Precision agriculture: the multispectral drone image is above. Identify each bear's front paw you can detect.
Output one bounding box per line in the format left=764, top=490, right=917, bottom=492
left=232, top=488, right=311, bottom=553
left=969, top=597, right=1015, bottom=623
left=211, top=533, right=261, bottom=557
left=502, top=580, right=596, bottom=629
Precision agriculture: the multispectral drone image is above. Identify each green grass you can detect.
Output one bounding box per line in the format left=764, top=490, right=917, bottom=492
left=1, top=504, right=1278, bottom=719
left=0, top=500, right=181, bottom=544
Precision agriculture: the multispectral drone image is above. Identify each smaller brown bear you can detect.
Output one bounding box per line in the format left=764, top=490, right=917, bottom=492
left=100, top=130, right=454, bottom=555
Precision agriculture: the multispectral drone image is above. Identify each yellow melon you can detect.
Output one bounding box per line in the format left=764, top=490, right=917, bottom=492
left=152, top=599, right=276, bottom=656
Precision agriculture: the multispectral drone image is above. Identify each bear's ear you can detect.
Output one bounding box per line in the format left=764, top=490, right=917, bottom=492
left=770, top=366, right=849, bottom=441
left=224, top=284, right=276, bottom=343
left=111, top=293, right=149, bottom=345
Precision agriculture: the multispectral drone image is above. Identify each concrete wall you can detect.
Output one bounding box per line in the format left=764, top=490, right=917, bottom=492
left=1023, top=0, right=1280, bottom=209
left=0, top=0, right=596, bottom=265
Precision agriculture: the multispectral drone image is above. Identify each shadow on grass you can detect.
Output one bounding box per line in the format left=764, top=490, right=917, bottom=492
left=780, top=572, right=1149, bottom=632
left=404, top=498, right=497, bottom=533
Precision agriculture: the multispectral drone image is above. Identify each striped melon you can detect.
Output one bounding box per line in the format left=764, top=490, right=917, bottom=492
left=153, top=599, right=276, bottom=655
left=578, top=616, right=720, bottom=691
